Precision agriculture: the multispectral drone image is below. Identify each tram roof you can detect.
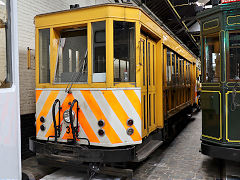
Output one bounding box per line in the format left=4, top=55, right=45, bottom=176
left=197, top=1, right=240, bottom=19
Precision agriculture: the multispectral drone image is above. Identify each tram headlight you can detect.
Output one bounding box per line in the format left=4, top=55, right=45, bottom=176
left=63, top=109, right=75, bottom=123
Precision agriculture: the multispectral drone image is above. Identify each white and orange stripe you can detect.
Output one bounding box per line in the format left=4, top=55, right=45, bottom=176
left=36, top=88, right=142, bottom=147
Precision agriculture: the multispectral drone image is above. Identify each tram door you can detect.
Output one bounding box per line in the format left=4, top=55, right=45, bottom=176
left=141, top=35, right=157, bottom=137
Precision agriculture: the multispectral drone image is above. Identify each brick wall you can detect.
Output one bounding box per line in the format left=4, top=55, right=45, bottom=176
left=18, top=0, right=115, bottom=115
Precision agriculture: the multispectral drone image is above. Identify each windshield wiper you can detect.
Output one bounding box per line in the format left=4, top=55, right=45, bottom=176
left=65, top=49, right=88, bottom=94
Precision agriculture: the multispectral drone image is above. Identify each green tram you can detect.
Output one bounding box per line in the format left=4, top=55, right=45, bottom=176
left=198, top=2, right=240, bottom=161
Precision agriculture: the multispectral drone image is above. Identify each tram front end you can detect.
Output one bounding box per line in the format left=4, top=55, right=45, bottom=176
left=198, top=2, right=240, bottom=161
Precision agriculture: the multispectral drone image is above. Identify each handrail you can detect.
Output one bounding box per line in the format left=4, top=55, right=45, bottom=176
left=69, top=99, right=79, bottom=144
left=49, top=99, right=61, bottom=142
left=69, top=99, right=90, bottom=146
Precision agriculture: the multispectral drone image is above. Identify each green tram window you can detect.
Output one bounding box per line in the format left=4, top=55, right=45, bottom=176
left=0, top=0, right=12, bottom=88
left=54, top=27, right=88, bottom=83
left=114, top=21, right=135, bottom=83
left=166, top=48, right=171, bottom=84
left=228, top=32, right=240, bottom=81
left=204, top=34, right=220, bottom=83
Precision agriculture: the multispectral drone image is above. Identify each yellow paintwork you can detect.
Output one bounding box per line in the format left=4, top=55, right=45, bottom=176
left=35, top=4, right=197, bottom=138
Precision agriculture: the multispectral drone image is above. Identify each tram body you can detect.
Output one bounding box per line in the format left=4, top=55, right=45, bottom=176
left=0, top=0, right=21, bottom=178
left=30, top=4, right=198, bottom=163
left=198, top=2, right=240, bottom=161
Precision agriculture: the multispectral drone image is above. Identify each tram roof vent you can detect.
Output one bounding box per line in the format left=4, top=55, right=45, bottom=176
left=70, top=4, right=80, bottom=9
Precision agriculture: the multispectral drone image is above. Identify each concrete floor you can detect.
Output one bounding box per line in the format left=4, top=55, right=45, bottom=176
left=24, top=111, right=240, bottom=180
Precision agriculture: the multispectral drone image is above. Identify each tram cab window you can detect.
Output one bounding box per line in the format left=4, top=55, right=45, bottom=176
left=54, top=27, right=88, bottom=83
left=92, top=21, right=106, bottom=83
left=229, top=32, right=240, bottom=81
left=0, top=0, right=11, bottom=88
left=204, top=34, right=220, bottom=83
left=39, top=29, right=50, bottom=83
left=114, top=21, right=135, bottom=82
left=166, top=48, right=171, bottom=83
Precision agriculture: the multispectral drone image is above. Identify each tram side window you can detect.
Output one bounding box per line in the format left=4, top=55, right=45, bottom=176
left=184, top=60, right=188, bottom=85
left=186, top=61, right=188, bottom=84
left=114, top=21, right=135, bottom=82
left=179, top=58, right=183, bottom=84
left=204, top=34, right=220, bottom=83
left=188, top=62, right=191, bottom=84
left=166, top=48, right=171, bottom=83
left=229, top=32, right=240, bottom=80
left=176, top=55, right=179, bottom=84
left=0, top=0, right=11, bottom=88
left=39, top=29, right=50, bottom=83
left=172, top=52, right=176, bottom=84
left=92, top=21, right=106, bottom=82
left=54, top=27, right=88, bottom=83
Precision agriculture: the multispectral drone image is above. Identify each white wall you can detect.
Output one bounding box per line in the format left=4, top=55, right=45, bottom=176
left=18, top=0, right=115, bottom=115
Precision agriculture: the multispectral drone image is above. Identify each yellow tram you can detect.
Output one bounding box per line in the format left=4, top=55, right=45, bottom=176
left=30, top=3, right=198, bottom=164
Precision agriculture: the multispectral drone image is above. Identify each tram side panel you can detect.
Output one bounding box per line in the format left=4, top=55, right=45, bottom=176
left=162, top=45, right=196, bottom=120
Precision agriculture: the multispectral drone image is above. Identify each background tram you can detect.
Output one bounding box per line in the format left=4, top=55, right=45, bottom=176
left=198, top=1, right=240, bottom=161
left=30, top=4, right=198, bottom=164
left=0, top=0, right=21, bottom=179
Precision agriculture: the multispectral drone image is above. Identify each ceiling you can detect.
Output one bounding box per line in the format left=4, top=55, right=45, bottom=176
left=132, top=0, right=215, bottom=57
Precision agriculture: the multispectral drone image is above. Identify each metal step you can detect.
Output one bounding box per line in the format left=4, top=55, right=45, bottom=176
left=134, top=140, right=163, bottom=162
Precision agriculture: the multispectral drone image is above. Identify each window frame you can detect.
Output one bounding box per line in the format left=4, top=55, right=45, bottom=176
left=113, top=20, right=136, bottom=85
left=92, top=20, right=106, bottom=83
left=0, top=0, right=12, bottom=89
left=203, top=33, right=221, bottom=83
left=166, top=48, right=172, bottom=85
left=227, top=30, right=240, bottom=82
left=36, top=18, right=139, bottom=88
left=38, top=28, right=50, bottom=84
left=53, top=26, right=89, bottom=84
